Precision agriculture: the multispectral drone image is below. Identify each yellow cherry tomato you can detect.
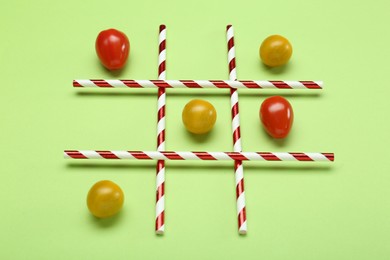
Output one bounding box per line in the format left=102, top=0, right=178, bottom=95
left=182, top=99, right=217, bottom=134
left=87, top=180, right=124, bottom=218
left=259, top=35, right=292, bottom=67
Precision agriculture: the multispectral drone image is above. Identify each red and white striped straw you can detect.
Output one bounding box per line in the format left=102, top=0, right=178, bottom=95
left=64, top=150, right=334, bottom=161
left=226, top=25, right=247, bottom=234
left=73, top=80, right=323, bottom=89
left=155, top=24, right=166, bottom=235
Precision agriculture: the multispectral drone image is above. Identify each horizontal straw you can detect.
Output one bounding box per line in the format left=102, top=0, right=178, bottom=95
left=65, top=150, right=334, bottom=161
left=73, top=80, right=323, bottom=89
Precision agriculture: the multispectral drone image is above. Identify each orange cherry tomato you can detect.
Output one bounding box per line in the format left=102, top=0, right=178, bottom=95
left=87, top=180, right=124, bottom=218
left=95, top=29, right=130, bottom=70
left=182, top=99, right=217, bottom=134
left=259, top=35, right=292, bottom=67
left=260, top=96, right=294, bottom=138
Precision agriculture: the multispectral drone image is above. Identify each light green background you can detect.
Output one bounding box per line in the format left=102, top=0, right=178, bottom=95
left=1, top=0, right=389, bottom=259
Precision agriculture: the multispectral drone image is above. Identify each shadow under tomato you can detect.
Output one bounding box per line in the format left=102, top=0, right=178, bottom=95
left=266, top=133, right=292, bottom=147
left=260, top=61, right=291, bottom=75
left=184, top=128, right=215, bottom=143
left=106, top=68, right=125, bottom=78
left=88, top=209, right=125, bottom=228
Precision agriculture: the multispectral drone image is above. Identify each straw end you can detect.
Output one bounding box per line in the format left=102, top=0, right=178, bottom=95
left=239, top=221, right=247, bottom=235
left=160, top=24, right=166, bottom=30
left=239, top=230, right=247, bottom=235
left=73, top=80, right=82, bottom=87
left=155, top=230, right=164, bottom=235
left=317, top=81, right=324, bottom=88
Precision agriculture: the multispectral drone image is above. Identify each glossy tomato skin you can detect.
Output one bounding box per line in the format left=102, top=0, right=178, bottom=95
left=259, top=35, right=292, bottom=67
left=182, top=99, right=217, bottom=134
left=87, top=180, right=124, bottom=218
left=260, top=96, right=293, bottom=138
left=95, top=29, right=130, bottom=70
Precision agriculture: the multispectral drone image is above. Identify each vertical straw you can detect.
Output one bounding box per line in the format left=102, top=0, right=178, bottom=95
left=155, top=24, right=167, bottom=234
left=226, top=25, right=247, bottom=234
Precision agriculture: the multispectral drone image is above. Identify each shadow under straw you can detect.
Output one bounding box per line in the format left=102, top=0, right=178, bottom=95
left=67, top=161, right=333, bottom=174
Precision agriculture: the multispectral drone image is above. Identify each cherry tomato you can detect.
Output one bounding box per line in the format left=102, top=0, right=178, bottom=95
left=259, top=35, right=292, bottom=67
left=95, top=29, right=130, bottom=70
left=260, top=96, right=293, bottom=138
left=182, top=99, right=217, bottom=134
left=87, top=180, right=124, bottom=218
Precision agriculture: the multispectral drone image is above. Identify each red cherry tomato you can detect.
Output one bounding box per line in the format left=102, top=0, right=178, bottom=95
left=260, top=96, right=293, bottom=138
left=95, top=29, right=130, bottom=70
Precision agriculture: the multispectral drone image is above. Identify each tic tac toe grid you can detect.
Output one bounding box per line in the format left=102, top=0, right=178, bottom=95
left=64, top=25, right=334, bottom=235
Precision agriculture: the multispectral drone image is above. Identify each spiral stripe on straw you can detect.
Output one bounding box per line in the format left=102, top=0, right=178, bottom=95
left=156, top=24, right=167, bottom=234
left=227, top=24, right=247, bottom=234
left=64, top=150, right=335, bottom=161
left=227, top=26, right=237, bottom=81
left=73, top=80, right=323, bottom=89
left=158, top=25, right=167, bottom=80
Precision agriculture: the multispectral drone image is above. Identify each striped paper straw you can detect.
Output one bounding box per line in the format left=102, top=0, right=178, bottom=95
left=64, top=150, right=335, bottom=161
left=226, top=25, right=247, bottom=234
left=73, top=80, right=323, bottom=89
left=155, top=24, right=166, bottom=235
